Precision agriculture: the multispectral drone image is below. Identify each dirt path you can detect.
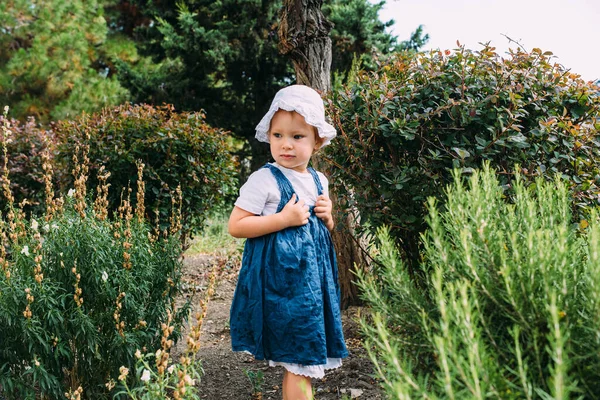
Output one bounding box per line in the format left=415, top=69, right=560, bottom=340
left=178, top=253, right=385, bottom=400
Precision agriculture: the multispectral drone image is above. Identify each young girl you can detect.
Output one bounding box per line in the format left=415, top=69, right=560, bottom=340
left=229, top=85, right=348, bottom=399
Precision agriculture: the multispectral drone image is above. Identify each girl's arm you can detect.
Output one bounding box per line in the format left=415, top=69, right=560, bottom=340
left=229, top=194, right=310, bottom=238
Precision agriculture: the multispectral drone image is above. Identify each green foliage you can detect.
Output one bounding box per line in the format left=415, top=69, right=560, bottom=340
left=358, top=165, right=600, bottom=398
left=186, top=214, right=244, bottom=258
left=244, top=369, right=265, bottom=395
left=117, top=0, right=290, bottom=169
left=117, top=353, right=203, bottom=399
left=0, top=115, right=57, bottom=214
left=115, top=0, right=421, bottom=167
left=398, top=24, right=429, bottom=52
left=323, top=0, right=415, bottom=75
left=0, top=191, right=188, bottom=398
left=54, top=103, right=238, bottom=242
left=0, top=0, right=130, bottom=123
left=324, top=46, right=600, bottom=266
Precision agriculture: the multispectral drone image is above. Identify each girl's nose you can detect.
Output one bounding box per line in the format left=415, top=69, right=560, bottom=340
left=282, top=139, right=293, bottom=149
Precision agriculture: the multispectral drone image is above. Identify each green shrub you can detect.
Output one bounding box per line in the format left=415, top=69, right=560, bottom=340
left=0, top=112, right=57, bottom=215
left=0, top=132, right=189, bottom=398
left=324, top=46, right=600, bottom=266
left=358, top=164, right=600, bottom=398
left=55, top=103, right=238, bottom=243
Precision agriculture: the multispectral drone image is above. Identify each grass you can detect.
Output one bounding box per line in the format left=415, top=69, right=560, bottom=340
left=185, top=213, right=244, bottom=257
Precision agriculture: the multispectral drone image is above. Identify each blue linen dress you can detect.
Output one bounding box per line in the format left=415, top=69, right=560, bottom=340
left=230, top=164, right=348, bottom=365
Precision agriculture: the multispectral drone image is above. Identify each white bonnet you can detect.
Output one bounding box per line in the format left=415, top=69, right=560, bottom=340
left=255, top=85, right=336, bottom=147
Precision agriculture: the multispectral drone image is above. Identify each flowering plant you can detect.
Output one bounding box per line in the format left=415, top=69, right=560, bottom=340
left=116, top=266, right=216, bottom=399
left=0, top=107, right=190, bottom=398
left=0, top=109, right=57, bottom=216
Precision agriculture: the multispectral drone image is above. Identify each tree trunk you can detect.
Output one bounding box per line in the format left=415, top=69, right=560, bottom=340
left=278, top=0, right=333, bottom=92
left=279, top=0, right=366, bottom=308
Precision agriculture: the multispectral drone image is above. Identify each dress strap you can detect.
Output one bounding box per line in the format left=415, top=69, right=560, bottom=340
left=308, top=167, right=324, bottom=196
left=261, top=164, right=296, bottom=213
left=262, top=164, right=324, bottom=212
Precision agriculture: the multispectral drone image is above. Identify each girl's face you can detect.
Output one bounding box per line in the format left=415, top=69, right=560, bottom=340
left=269, top=110, right=322, bottom=173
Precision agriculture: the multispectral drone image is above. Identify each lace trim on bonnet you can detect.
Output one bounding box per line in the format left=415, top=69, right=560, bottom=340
left=255, top=85, right=337, bottom=147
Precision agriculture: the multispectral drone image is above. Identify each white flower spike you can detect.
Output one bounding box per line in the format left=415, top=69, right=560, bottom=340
left=140, top=369, right=151, bottom=382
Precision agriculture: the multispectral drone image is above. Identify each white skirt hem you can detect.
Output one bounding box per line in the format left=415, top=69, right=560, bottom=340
left=268, top=358, right=343, bottom=379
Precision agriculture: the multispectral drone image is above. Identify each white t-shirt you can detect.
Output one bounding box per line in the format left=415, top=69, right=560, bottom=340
left=234, top=163, right=329, bottom=216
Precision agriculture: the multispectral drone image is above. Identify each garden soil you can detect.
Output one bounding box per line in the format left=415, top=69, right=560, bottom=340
left=176, top=253, right=385, bottom=400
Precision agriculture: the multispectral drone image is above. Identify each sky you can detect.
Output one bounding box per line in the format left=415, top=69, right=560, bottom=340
left=375, top=0, right=600, bottom=82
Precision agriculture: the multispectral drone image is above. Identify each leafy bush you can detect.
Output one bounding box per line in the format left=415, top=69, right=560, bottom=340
left=0, top=112, right=57, bottom=214
left=0, top=126, right=190, bottom=398
left=324, top=46, right=600, bottom=265
left=55, top=103, right=238, bottom=243
left=358, top=164, right=600, bottom=398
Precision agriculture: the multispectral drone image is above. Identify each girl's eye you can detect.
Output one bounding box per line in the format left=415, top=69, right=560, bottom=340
left=272, top=133, right=282, bottom=138
left=294, top=135, right=305, bottom=140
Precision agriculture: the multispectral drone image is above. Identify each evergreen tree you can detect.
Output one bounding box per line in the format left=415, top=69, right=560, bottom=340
left=324, top=0, right=428, bottom=75
left=114, top=0, right=426, bottom=166
left=399, top=24, right=430, bottom=51
left=117, top=0, right=290, bottom=169
left=0, top=0, right=131, bottom=122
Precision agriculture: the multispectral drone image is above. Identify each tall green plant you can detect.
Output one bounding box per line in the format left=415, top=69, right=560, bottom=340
left=0, top=114, right=57, bottom=215
left=358, top=164, right=600, bottom=398
left=325, top=45, right=600, bottom=267
left=0, top=117, right=190, bottom=397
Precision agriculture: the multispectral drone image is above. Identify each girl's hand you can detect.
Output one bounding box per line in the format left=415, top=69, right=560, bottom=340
left=281, top=194, right=310, bottom=227
left=314, top=195, right=334, bottom=231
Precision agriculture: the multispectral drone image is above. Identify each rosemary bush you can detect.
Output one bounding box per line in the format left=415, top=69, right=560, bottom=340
left=358, top=164, right=600, bottom=399
left=0, top=110, right=195, bottom=398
